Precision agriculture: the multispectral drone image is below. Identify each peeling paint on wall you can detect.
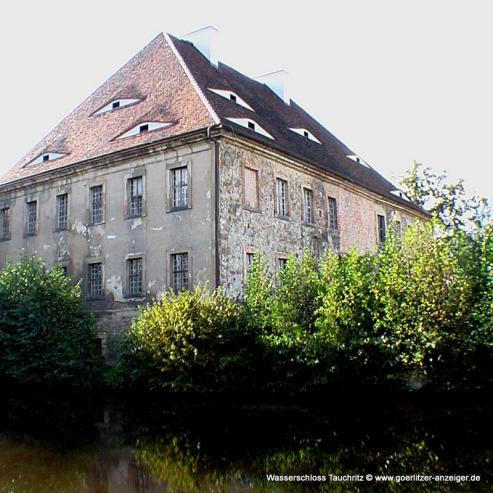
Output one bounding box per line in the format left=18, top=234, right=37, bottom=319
left=218, top=141, right=419, bottom=295
left=73, top=219, right=88, bottom=237
left=131, top=217, right=143, bottom=230
left=105, top=275, right=124, bottom=303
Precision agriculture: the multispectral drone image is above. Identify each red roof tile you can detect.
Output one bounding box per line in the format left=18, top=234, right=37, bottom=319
left=1, top=31, right=424, bottom=214
left=0, top=34, right=215, bottom=185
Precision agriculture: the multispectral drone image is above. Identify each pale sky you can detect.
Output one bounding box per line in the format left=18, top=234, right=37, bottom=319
left=1, top=0, right=492, bottom=202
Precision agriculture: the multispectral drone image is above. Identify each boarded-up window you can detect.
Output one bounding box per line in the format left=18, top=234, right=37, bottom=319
left=244, top=167, right=259, bottom=209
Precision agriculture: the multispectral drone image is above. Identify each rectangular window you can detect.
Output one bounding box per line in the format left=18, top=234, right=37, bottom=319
left=278, top=257, right=288, bottom=271
left=88, top=262, right=103, bottom=298
left=171, top=253, right=189, bottom=292
left=127, top=257, right=143, bottom=296
left=328, top=197, right=338, bottom=230
left=90, top=185, right=104, bottom=224
left=378, top=214, right=386, bottom=243
left=26, top=201, right=37, bottom=235
left=303, top=188, right=313, bottom=223
left=244, top=167, right=259, bottom=209
left=128, top=176, right=143, bottom=217
left=172, top=167, right=188, bottom=209
left=276, top=178, right=288, bottom=217
left=0, top=207, right=10, bottom=241
left=246, top=252, right=255, bottom=269
left=56, top=193, right=68, bottom=231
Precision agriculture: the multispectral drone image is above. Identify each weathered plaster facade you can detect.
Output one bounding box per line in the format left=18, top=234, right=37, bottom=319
left=217, top=137, right=420, bottom=295
left=0, top=137, right=217, bottom=337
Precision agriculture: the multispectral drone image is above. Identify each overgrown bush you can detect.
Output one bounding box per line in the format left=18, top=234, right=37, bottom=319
left=120, top=224, right=493, bottom=393
left=123, top=286, right=258, bottom=392
left=0, top=256, right=103, bottom=387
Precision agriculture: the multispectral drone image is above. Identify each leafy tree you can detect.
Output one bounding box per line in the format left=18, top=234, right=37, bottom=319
left=401, top=160, right=491, bottom=230
left=124, top=285, right=255, bottom=392
left=242, top=252, right=275, bottom=336
left=374, top=224, right=475, bottom=385
left=0, top=256, right=103, bottom=387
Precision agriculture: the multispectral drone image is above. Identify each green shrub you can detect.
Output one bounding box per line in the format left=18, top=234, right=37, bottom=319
left=0, top=256, right=103, bottom=387
left=124, top=285, right=256, bottom=392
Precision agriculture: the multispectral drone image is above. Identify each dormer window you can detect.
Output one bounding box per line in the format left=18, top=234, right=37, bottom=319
left=116, top=121, right=172, bottom=140
left=25, top=152, right=67, bottom=167
left=390, top=190, right=411, bottom=202
left=226, top=117, right=274, bottom=140
left=347, top=155, right=370, bottom=168
left=208, top=88, right=254, bottom=111
left=93, top=98, right=141, bottom=116
left=288, top=127, right=321, bottom=144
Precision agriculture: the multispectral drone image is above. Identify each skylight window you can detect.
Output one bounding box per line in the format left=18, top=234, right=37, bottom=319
left=93, top=98, right=141, bottom=116
left=226, top=117, right=274, bottom=140
left=26, top=152, right=67, bottom=167
left=208, top=88, right=254, bottom=111
left=288, top=127, right=321, bottom=144
left=116, top=121, right=172, bottom=139
left=347, top=155, right=370, bottom=168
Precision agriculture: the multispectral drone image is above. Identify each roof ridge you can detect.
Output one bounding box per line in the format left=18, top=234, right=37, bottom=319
left=164, top=33, right=220, bottom=125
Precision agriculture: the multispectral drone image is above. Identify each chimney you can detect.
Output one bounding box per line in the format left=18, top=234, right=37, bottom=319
left=181, top=26, right=218, bottom=66
left=255, top=70, right=290, bottom=105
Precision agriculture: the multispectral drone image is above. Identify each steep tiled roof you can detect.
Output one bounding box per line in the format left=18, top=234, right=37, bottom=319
left=0, top=34, right=215, bottom=185
left=170, top=35, right=418, bottom=211
left=1, top=31, right=421, bottom=214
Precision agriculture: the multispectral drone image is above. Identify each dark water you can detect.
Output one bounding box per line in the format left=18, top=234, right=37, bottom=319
left=0, top=392, right=491, bottom=492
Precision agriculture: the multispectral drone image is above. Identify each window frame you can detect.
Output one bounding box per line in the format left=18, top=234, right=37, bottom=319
left=275, top=177, right=289, bottom=219
left=303, top=187, right=314, bottom=224
left=327, top=196, right=339, bottom=231
left=167, top=161, right=192, bottom=212
left=275, top=252, right=288, bottom=281
left=170, top=252, right=190, bottom=293
left=127, top=175, right=144, bottom=218
left=87, top=261, right=104, bottom=300
left=377, top=214, right=386, bottom=244
left=243, top=246, right=257, bottom=283
left=89, top=184, right=105, bottom=225
left=125, top=256, right=144, bottom=298
left=25, top=200, right=38, bottom=237
left=55, top=193, right=69, bottom=232
left=0, top=206, right=10, bottom=241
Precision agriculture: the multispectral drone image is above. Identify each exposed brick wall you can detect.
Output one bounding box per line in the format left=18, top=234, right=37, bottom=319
left=217, top=140, right=419, bottom=295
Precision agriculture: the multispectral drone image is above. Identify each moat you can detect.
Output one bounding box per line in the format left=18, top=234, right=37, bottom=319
left=0, top=392, right=491, bottom=492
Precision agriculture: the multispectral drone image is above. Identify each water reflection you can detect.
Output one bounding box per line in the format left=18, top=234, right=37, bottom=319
left=0, top=393, right=491, bottom=492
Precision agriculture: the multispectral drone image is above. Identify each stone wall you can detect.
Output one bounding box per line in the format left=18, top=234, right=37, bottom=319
left=217, top=139, right=420, bottom=295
